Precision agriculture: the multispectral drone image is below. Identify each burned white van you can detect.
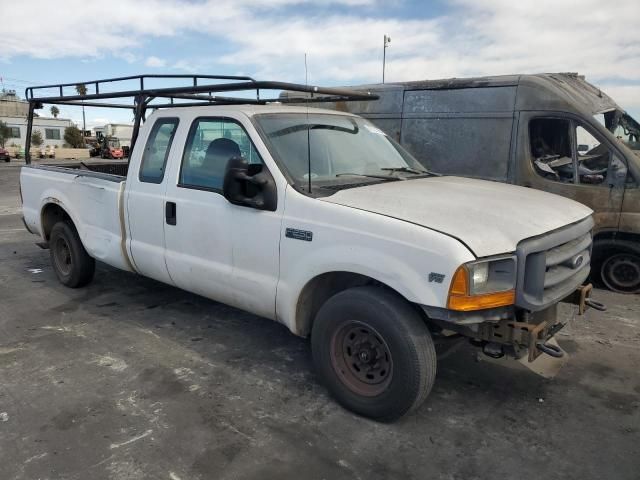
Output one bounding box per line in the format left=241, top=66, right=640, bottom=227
left=297, top=73, right=640, bottom=293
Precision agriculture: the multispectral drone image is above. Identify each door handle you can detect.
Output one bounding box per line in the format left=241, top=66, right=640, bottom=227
left=165, top=201, right=177, bottom=225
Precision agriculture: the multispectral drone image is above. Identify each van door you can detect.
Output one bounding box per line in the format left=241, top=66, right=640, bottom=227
left=126, top=117, right=180, bottom=284
left=162, top=116, right=282, bottom=319
left=517, top=113, right=626, bottom=231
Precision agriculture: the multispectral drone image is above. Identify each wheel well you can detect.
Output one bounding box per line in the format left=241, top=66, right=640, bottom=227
left=593, top=231, right=640, bottom=260
left=41, top=203, right=72, bottom=241
left=594, top=231, right=640, bottom=245
left=295, top=272, right=416, bottom=337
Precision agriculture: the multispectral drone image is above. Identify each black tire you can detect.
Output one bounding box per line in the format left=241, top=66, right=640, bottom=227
left=311, top=286, right=436, bottom=421
left=49, top=221, right=95, bottom=288
left=599, top=249, right=640, bottom=294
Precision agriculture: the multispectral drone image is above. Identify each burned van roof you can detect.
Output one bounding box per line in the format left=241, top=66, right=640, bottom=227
left=335, top=73, right=622, bottom=117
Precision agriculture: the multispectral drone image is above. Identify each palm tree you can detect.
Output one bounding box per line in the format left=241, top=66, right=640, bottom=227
left=75, top=84, right=88, bottom=146
left=50, top=106, right=60, bottom=118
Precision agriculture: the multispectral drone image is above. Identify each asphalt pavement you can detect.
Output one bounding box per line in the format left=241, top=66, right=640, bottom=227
left=0, top=161, right=638, bottom=480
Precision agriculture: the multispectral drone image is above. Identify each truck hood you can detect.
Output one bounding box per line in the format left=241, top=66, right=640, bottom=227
left=320, top=176, right=593, bottom=257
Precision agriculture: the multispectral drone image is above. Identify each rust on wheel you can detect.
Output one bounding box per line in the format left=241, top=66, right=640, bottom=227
left=330, top=321, right=393, bottom=397
left=53, top=236, right=73, bottom=277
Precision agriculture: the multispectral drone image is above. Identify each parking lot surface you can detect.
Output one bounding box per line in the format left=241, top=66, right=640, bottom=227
left=1, top=161, right=639, bottom=480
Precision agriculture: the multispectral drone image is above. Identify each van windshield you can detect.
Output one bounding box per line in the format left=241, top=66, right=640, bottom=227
left=596, top=110, right=640, bottom=152
left=254, top=113, right=430, bottom=190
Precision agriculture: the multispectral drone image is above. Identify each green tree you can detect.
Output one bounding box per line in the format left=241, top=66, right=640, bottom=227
left=64, top=126, right=84, bottom=148
left=31, top=130, right=43, bottom=148
left=50, top=106, right=60, bottom=118
left=0, top=121, right=10, bottom=148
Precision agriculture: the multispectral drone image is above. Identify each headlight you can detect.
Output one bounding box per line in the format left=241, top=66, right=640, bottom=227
left=448, top=256, right=516, bottom=311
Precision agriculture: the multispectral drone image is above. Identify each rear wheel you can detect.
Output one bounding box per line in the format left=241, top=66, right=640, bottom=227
left=311, top=286, right=436, bottom=421
left=50, top=221, right=95, bottom=288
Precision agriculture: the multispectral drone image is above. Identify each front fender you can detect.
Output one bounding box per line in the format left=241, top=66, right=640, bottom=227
left=275, top=188, right=475, bottom=334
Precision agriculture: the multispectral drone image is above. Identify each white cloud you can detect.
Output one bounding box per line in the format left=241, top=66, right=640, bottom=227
left=116, top=52, right=138, bottom=64
left=145, top=56, right=167, bottom=68
left=3, top=0, right=639, bottom=116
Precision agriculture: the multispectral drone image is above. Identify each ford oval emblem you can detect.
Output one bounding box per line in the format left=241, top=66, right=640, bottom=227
left=572, top=254, right=584, bottom=269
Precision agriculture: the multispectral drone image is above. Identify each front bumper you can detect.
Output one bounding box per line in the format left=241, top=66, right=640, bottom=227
left=424, top=284, right=605, bottom=362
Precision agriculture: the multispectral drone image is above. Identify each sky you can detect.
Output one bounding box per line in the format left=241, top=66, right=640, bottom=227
left=1, top=0, right=639, bottom=127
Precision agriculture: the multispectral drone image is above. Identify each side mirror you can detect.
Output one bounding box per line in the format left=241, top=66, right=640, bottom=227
left=222, top=157, right=277, bottom=211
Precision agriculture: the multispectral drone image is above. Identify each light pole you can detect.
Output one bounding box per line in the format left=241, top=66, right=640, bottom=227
left=382, top=34, right=391, bottom=83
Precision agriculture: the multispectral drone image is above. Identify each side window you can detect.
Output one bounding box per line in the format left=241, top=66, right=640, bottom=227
left=180, top=118, right=263, bottom=191
left=139, top=118, right=179, bottom=183
left=575, top=125, right=611, bottom=185
left=529, top=118, right=574, bottom=183
left=45, top=128, right=61, bottom=140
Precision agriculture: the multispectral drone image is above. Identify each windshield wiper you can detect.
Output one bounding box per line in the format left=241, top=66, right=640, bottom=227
left=380, top=166, right=429, bottom=175
left=336, top=173, right=404, bottom=181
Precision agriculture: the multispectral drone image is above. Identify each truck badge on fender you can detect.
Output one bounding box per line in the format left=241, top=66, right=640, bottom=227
left=286, top=228, right=313, bottom=242
left=429, top=273, right=445, bottom=283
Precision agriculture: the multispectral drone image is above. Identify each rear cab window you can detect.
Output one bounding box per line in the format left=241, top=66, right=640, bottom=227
left=139, top=118, right=179, bottom=183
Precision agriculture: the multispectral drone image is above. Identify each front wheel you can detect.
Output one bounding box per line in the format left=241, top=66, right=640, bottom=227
left=50, top=221, right=95, bottom=288
left=600, top=251, right=640, bottom=294
left=311, top=286, right=436, bottom=421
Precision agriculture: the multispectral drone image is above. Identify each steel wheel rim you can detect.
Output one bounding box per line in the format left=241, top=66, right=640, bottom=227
left=601, top=253, right=640, bottom=293
left=330, top=321, right=393, bottom=397
left=53, top=236, right=73, bottom=276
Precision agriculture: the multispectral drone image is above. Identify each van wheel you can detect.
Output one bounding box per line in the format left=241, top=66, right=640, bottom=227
left=311, top=286, right=436, bottom=421
left=600, top=250, right=640, bottom=294
left=50, top=221, right=95, bottom=288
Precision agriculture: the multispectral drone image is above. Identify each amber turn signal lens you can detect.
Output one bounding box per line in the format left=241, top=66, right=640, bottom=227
left=447, top=266, right=515, bottom=311
left=448, top=290, right=515, bottom=311
left=449, top=266, right=469, bottom=296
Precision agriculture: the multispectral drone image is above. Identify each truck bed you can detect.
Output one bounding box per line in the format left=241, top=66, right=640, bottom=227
left=31, top=160, right=130, bottom=180
left=20, top=162, right=132, bottom=272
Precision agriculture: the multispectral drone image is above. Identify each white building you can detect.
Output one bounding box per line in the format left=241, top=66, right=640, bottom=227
left=1, top=89, right=76, bottom=148
left=94, top=123, right=134, bottom=147
left=2, top=115, right=74, bottom=149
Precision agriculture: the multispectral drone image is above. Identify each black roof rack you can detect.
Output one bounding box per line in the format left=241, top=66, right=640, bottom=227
left=25, top=74, right=376, bottom=107
left=24, top=74, right=378, bottom=163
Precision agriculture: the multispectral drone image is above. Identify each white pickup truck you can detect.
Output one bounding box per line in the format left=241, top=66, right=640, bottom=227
left=20, top=87, right=599, bottom=420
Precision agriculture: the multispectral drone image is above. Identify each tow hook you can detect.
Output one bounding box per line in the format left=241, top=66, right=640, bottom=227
left=536, top=340, right=564, bottom=358
left=564, top=284, right=607, bottom=314
left=585, top=298, right=606, bottom=311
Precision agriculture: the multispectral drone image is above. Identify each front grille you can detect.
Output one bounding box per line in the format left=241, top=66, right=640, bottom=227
left=516, top=217, right=593, bottom=311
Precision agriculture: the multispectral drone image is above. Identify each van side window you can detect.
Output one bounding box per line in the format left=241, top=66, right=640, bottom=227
left=530, top=118, right=626, bottom=186
left=529, top=118, right=574, bottom=183
left=574, top=125, right=609, bottom=185
left=139, top=118, right=179, bottom=183
left=180, top=118, right=263, bottom=191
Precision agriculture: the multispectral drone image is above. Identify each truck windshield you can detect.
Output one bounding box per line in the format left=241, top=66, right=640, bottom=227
left=254, top=113, right=429, bottom=189
left=108, top=138, right=120, bottom=148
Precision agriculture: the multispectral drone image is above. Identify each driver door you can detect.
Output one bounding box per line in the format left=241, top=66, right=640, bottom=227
left=163, top=115, right=283, bottom=319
